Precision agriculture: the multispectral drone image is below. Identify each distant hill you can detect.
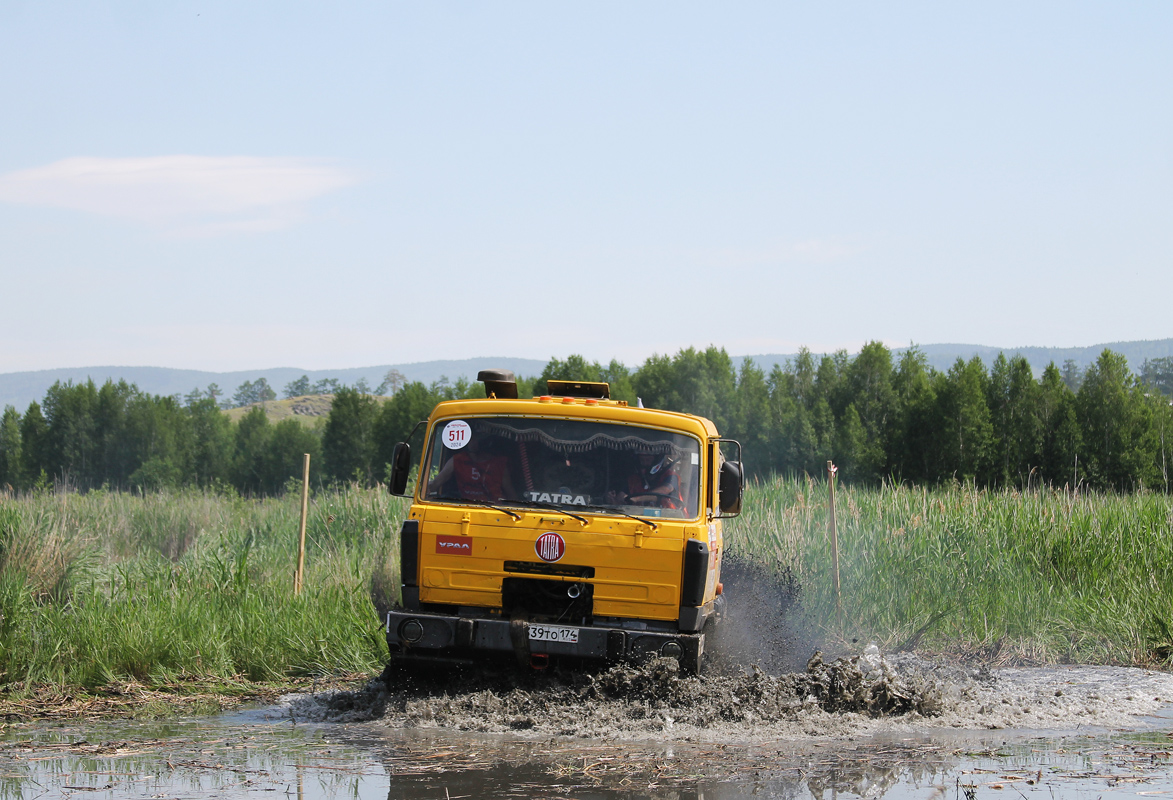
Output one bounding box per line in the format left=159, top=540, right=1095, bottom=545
left=0, top=357, right=547, bottom=412
left=746, top=338, right=1173, bottom=376
left=3, top=340, right=1171, bottom=411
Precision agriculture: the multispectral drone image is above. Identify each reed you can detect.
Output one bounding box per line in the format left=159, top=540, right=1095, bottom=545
left=2, top=477, right=1170, bottom=693
left=726, top=476, right=1173, bottom=664
left=0, top=486, right=408, bottom=690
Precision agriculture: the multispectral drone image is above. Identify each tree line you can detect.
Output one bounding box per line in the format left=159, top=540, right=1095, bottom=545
left=208, top=369, right=410, bottom=409
left=1, top=345, right=1171, bottom=495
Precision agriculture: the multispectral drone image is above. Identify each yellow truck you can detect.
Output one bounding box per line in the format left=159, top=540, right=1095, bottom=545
left=385, top=369, right=743, bottom=673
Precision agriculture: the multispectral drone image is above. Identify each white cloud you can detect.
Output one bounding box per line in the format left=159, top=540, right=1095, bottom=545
left=0, top=156, right=357, bottom=234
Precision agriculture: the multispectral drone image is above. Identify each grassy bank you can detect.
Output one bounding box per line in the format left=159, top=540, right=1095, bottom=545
left=727, top=478, right=1173, bottom=665
left=0, top=487, right=406, bottom=696
left=1, top=478, right=1170, bottom=705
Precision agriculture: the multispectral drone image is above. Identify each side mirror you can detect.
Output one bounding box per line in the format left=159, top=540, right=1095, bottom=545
left=389, top=442, right=412, bottom=496
left=718, top=460, right=743, bottom=515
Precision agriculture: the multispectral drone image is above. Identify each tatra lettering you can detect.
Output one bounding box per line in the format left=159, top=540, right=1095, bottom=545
left=527, top=491, right=587, bottom=506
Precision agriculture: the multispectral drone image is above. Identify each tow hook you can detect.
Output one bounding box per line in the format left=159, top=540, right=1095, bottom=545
left=529, top=653, right=550, bottom=670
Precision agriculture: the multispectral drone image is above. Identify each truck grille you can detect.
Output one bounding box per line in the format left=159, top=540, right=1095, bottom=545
left=502, top=577, right=593, bottom=624
left=503, top=561, right=595, bottom=579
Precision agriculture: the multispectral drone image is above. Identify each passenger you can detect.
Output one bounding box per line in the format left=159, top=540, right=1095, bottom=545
left=429, top=436, right=516, bottom=501
left=608, top=451, right=683, bottom=509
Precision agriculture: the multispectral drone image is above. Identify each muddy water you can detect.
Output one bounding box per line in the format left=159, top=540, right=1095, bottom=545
left=3, top=657, right=1173, bottom=799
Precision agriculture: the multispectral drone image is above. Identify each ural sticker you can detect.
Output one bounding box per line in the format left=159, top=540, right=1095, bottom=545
left=535, top=531, right=566, bottom=563
left=442, top=420, right=472, bottom=450
left=436, top=535, right=472, bottom=554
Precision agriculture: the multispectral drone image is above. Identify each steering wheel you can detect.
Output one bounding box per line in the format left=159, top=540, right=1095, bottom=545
left=624, top=492, right=671, bottom=507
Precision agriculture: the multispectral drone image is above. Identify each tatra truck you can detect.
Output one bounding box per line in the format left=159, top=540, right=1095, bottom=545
left=384, top=369, right=743, bottom=674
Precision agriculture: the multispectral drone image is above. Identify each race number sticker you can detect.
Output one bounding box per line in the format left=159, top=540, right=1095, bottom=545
left=442, top=420, right=472, bottom=450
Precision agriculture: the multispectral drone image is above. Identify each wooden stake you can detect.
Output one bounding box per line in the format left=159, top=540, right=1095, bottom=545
left=295, top=453, right=310, bottom=596
left=828, top=460, right=840, bottom=624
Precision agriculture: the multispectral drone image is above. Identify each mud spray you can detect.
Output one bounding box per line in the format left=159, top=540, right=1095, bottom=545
left=329, top=554, right=1173, bottom=743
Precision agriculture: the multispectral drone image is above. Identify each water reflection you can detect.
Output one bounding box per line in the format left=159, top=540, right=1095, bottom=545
left=0, top=715, right=387, bottom=800
left=2, top=711, right=1172, bottom=799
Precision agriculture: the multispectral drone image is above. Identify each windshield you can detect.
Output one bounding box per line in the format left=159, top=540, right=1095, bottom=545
left=422, top=416, right=702, bottom=520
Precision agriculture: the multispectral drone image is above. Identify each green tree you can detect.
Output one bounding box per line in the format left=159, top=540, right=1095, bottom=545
left=835, top=403, right=867, bottom=479
left=1140, top=357, right=1173, bottom=398
left=187, top=397, right=234, bottom=487
left=540, top=354, right=603, bottom=384
left=284, top=375, right=311, bottom=398
left=600, top=360, right=636, bottom=405
left=1147, top=393, right=1173, bottom=493
left=1061, top=359, right=1084, bottom=393
left=41, top=380, right=100, bottom=487
left=639, top=346, right=736, bottom=431
left=323, top=387, right=381, bottom=484
left=790, top=348, right=818, bottom=410
left=842, top=342, right=895, bottom=482
left=0, top=406, right=21, bottom=490
left=232, top=379, right=276, bottom=408
left=934, top=358, right=994, bottom=483
left=631, top=353, right=676, bottom=410
left=815, top=351, right=849, bottom=416
left=19, top=402, right=49, bottom=487
left=375, top=369, right=406, bottom=397
left=372, top=382, right=440, bottom=481
left=1076, top=350, right=1155, bottom=491
left=93, top=380, right=135, bottom=486
left=889, top=347, right=937, bottom=483
left=125, top=394, right=188, bottom=491
left=1038, top=363, right=1082, bottom=488
left=232, top=406, right=272, bottom=495
left=987, top=354, right=1043, bottom=487
left=730, top=359, right=770, bottom=475
left=262, top=419, right=322, bottom=494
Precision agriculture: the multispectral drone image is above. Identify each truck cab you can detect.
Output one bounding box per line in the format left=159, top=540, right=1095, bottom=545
left=385, top=369, right=743, bottom=673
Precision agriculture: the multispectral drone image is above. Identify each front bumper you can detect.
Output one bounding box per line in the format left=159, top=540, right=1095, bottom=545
left=385, top=609, right=703, bottom=668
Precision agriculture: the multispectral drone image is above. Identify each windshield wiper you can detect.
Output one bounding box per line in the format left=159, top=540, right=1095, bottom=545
left=437, top=496, right=521, bottom=521
left=510, top=500, right=589, bottom=526
left=580, top=504, right=659, bottom=531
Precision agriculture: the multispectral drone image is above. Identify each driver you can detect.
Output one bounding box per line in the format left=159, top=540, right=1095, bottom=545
left=429, top=435, right=516, bottom=501
left=609, top=451, right=683, bottom=509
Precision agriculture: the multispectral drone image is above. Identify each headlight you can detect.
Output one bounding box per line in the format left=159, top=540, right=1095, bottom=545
left=400, top=619, right=424, bottom=643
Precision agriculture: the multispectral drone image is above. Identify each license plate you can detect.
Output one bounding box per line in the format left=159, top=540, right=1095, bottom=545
left=528, top=624, right=579, bottom=644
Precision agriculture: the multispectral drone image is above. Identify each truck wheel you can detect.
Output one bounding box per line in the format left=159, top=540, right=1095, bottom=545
left=679, top=635, right=704, bottom=675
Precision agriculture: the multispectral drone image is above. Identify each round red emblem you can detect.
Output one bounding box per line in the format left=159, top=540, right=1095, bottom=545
left=535, top=531, right=566, bottom=563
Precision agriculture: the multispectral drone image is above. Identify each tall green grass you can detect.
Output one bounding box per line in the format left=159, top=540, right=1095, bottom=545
left=0, top=487, right=407, bottom=690
left=2, top=477, right=1171, bottom=692
left=727, top=477, right=1173, bottom=664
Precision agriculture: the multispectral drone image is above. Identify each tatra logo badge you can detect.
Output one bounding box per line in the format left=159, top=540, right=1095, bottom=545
left=535, top=531, right=566, bottom=563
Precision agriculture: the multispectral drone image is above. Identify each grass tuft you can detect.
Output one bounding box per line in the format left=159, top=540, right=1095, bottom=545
left=726, top=477, right=1173, bottom=666
left=0, top=486, right=406, bottom=692
left=2, top=477, right=1171, bottom=705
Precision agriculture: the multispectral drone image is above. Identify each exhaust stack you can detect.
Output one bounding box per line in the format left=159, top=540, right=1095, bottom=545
left=477, top=369, right=519, bottom=399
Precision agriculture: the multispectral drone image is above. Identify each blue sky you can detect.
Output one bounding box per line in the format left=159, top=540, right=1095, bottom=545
left=1, top=2, right=1169, bottom=372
